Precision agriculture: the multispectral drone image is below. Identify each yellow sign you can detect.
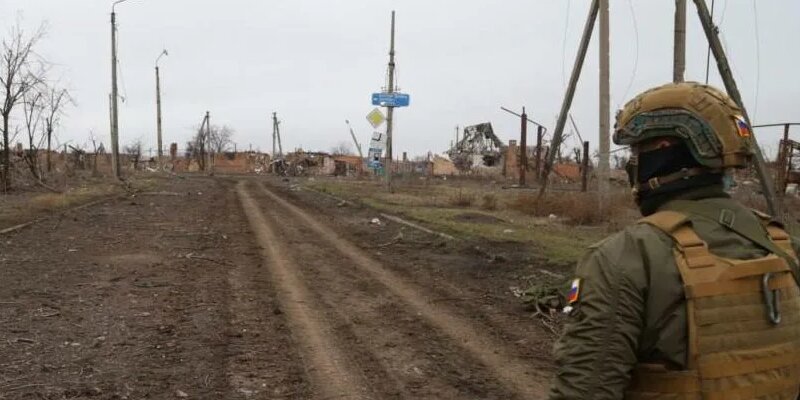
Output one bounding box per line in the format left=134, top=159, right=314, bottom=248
left=366, top=108, right=386, bottom=129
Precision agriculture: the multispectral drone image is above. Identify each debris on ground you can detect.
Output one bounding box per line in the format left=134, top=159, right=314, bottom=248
left=370, top=217, right=382, bottom=225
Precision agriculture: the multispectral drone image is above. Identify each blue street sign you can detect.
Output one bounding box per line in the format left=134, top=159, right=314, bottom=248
left=371, top=92, right=410, bottom=107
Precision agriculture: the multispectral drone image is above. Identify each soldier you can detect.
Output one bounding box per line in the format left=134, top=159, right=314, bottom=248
left=548, top=82, right=800, bottom=399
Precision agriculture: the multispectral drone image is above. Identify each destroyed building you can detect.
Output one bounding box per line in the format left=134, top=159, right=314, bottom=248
left=447, top=123, right=505, bottom=173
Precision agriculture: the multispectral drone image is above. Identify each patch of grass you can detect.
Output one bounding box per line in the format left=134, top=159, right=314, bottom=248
left=305, top=178, right=606, bottom=264
left=481, top=193, right=498, bottom=211
left=448, top=189, right=475, bottom=207
left=510, top=191, right=634, bottom=225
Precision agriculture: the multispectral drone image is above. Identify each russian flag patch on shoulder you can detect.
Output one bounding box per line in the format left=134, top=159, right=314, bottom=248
left=567, top=278, right=581, bottom=304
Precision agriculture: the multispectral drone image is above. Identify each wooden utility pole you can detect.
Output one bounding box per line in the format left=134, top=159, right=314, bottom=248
left=384, top=10, right=397, bottom=189
left=692, top=0, right=780, bottom=217
left=582, top=141, right=590, bottom=192
left=110, top=9, right=121, bottom=179
left=206, top=111, right=209, bottom=172
left=598, top=0, right=611, bottom=211
left=519, top=107, right=528, bottom=186
left=538, top=0, right=599, bottom=198
left=535, top=126, right=543, bottom=179
left=780, top=124, right=790, bottom=192
left=674, top=0, right=687, bottom=82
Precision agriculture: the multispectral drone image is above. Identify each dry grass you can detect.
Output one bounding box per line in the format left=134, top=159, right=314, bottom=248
left=509, top=190, right=635, bottom=225
left=448, top=189, right=475, bottom=207
left=481, top=194, right=498, bottom=211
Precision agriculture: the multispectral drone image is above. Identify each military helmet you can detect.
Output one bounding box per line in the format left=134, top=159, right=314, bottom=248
left=614, top=82, right=753, bottom=169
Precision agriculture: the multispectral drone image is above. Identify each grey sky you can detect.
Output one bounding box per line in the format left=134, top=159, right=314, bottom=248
left=1, top=1, right=798, bottom=158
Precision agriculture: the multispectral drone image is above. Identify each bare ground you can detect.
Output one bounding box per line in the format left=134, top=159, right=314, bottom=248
left=0, top=175, right=557, bottom=399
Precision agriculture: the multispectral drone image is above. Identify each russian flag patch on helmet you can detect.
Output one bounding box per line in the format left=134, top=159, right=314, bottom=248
left=735, top=116, right=751, bottom=137
left=567, top=278, right=581, bottom=304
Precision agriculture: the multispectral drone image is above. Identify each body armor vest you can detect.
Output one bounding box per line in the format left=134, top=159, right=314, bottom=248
left=625, top=210, right=800, bottom=400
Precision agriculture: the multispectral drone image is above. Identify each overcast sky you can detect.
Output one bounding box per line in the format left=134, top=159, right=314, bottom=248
left=1, top=1, right=798, bottom=158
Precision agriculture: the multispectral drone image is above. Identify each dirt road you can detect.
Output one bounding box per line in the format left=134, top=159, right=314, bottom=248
left=0, top=176, right=555, bottom=399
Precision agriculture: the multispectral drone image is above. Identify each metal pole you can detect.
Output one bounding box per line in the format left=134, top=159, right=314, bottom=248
left=598, top=0, right=611, bottom=211
left=110, top=11, right=121, bottom=179
left=519, top=107, right=528, bottom=186
left=693, top=0, right=780, bottom=217
left=538, top=0, right=599, bottom=198
left=582, top=141, right=590, bottom=192
left=385, top=10, right=396, bottom=189
left=674, top=0, right=687, bottom=82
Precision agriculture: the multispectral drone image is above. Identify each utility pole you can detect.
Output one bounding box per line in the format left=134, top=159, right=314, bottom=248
left=582, top=141, right=590, bottom=192
left=272, top=112, right=283, bottom=157
left=673, top=0, right=687, bottom=82
left=385, top=10, right=396, bottom=189
left=272, top=112, right=277, bottom=160
left=535, top=126, right=543, bottom=179
left=780, top=124, right=790, bottom=192
left=155, top=49, right=168, bottom=161
left=205, top=111, right=209, bottom=172
left=345, top=120, right=364, bottom=159
left=519, top=107, right=528, bottom=186
left=598, top=0, right=611, bottom=211
left=455, top=125, right=459, bottom=150
left=538, top=0, right=599, bottom=198
left=110, top=7, right=122, bottom=179
left=693, top=0, right=780, bottom=217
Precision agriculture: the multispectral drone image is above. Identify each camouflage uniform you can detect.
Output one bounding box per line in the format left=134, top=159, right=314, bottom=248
left=548, top=83, right=800, bottom=399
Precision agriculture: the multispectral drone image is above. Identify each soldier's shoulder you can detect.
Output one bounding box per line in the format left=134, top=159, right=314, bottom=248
left=588, top=222, right=672, bottom=252
left=586, top=223, right=673, bottom=265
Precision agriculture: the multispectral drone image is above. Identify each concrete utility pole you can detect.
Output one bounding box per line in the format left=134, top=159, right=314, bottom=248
left=345, top=120, right=364, bottom=159
left=692, top=0, right=780, bottom=217
left=519, top=107, right=528, bottom=186
left=385, top=10, right=396, bottom=189
left=673, top=0, right=687, bottom=82
left=272, top=112, right=283, bottom=158
left=272, top=112, right=277, bottom=159
left=155, top=49, right=168, bottom=160
left=598, top=0, right=611, bottom=211
left=538, top=0, right=599, bottom=199
left=110, top=3, right=123, bottom=179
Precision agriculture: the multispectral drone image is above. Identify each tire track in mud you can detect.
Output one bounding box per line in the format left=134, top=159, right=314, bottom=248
left=251, top=187, right=519, bottom=399
left=254, top=181, right=549, bottom=398
left=236, top=181, right=370, bottom=400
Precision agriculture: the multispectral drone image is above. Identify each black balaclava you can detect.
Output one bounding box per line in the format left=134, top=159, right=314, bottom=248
left=628, top=141, right=726, bottom=216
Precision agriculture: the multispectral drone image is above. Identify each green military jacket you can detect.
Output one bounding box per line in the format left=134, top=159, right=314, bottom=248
left=547, top=196, right=800, bottom=399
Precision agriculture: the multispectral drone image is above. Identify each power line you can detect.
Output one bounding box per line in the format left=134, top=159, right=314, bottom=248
left=752, top=0, right=761, bottom=122
left=561, top=0, right=571, bottom=89
left=618, top=0, right=639, bottom=107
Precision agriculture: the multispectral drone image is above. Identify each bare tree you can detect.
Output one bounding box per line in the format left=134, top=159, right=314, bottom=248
left=207, top=124, right=234, bottom=154
left=330, top=141, right=354, bottom=156
left=42, top=85, right=70, bottom=173
left=124, top=139, right=143, bottom=171
left=187, top=126, right=208, bottom=171
left=21, top=84, right=44, bottom=179
left=0, top=21, right=46, bottom=191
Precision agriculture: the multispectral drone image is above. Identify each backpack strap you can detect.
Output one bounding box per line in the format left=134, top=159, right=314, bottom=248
left=667, top=201, right=800, bottom=285
left=639, top=211, right=715, bottom=268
